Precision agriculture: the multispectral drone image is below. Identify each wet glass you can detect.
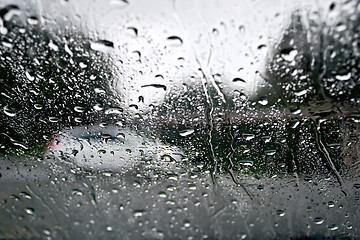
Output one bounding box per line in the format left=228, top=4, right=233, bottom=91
left=0, top=0, right=359, bottom=239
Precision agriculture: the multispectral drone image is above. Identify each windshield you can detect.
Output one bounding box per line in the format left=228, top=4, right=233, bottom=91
left=1, top=0, right=359, bottom=239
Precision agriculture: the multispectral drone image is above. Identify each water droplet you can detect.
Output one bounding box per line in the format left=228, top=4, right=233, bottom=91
left=327, top=224, right=338, bottom=231
left=25, top=208, right=34, bottom=215
left=335, top=24, right=347, bottom=32
left=134, top=209, right=146, bottom=217
left=48, top=116, right=59, bottom=123
left=27, top=16, right=39, bottom=25
left=188, top=184, right=196, bottom=190
left=74, top=106, right=84, bottom=113
left=48, top=41, right=59, bottom=51
left=43, top=229, right=51, bottom=236
left=258, top=98, right=268, bottom=106
left=179, top=129, right=194, bottom=137
left=2, top=5, right=21, bottom=21
left=294, top=89, right=307, bottom=97
left=25, top=71, right=35, bottom=81
left=238, top=159, right=254, bottom=166
left=158, top=191, right=167, bottom=198
left=101, top=134, right=112, bottom=140
left=167, top=36, right=183, bottom=47
left=94, top=88, right=106, bottom=94
left=72, top=189, right=84, bottom=196
left=276, top=209, right=285, bottom=217
left=110, top=0, right=129, bottom=8
left=166, top=185, right=176, bottom=192
left=93, top=104, right=103, bottom=111
left=313, top=217, right=324, bottom=225
left=184, top=220, right=191, bottom=228
left=327, top=201, right=335, bottom=208
left=19, top=192, right=32, bottom=199
left=79, top=62, right=87, bottom=68
left=265, top=149, right=276, bottom=156
left=281, top=48, right=298, bottom=62
left=141, top=84, right=167, bottom=91
left=335, top=72, right=351, bottom=81
left=232, top=77, right=246, bottom=83
left=90, top=40, right=114, bottom=53
left=242, top=133, right=255, bottom=141
left=104, top=107, right=122, bottom=115
left=127, top=27, right=138, bottom=38
left=3, top=106, right=16, bottom=117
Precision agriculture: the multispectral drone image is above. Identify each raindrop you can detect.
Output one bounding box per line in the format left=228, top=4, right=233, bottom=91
left=258, top=98, right=268, bottom=106
left=276, top=209, right=285, bottom=217
left=280, top=48, right=298, bottom=62
left=25, top=208, right=34, bottom=215
left=116, top=132, right=125, bottom=139
left=127, top=27, right=138, bottom=38
left=184, top=220, right=191, bottom=228
left=93, top=103, right=103, bottom=111
left=327, top=224, right=338, bottom=231
left=90, top=40, right=114, bottom=53
left=294, top=89, right=307, bottom=97
left=141, top=84, right=167, bottom=91
left=2, top=5, right=21, bottom=21
left=132, top=51, right=141, bottom=62
left=158, top=191, right=167, bottom=198
left=312, top=217, right=324, bottom=225
left=166, top=36, right=183, bottom=47
left=19, top=192, right=32, bottom=199
left=242, top=133, right=255, bottom=140
left=110, top=0, right=129, bottom=8
left=72, top=189, right=84, bottom=196
left=335, top=72, right=351, bottom=81
left=134, top=209, right=146, bottom=217
left=27, top=16, right=39, bottom=25
left=179, top=129, right=194, bottom=137
left=3, top=106, right=16, bottom=117
left=188, top=184, right=196, bottom=190
left=257, top=44, right=266, bottom=50
left=48, top=116, right=59, bottom=123
left=94, top=88, right=106, bottom=94
left=74, top=106, right=84, bottom=113
left=327, top=201, right=335, bottom=208
left=238, top=159, right=254, bottom=166
left=25, top=71, right=35, bottom=81
left=43, top=229, right=51, bottom=236
left=79, top=62, right=87, bottom=68
left=105, top=107, right=123, bottom=115
left=232, top=77, right=246, bottom=83
left=101, top=134, right=112, bottom=140
left=265, top=149, right=276, bottom=156
left=48, top=41, right=59, bottom=51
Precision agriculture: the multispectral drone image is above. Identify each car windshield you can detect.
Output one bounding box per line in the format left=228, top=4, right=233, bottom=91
left=1, top=0, right=359, bottom=239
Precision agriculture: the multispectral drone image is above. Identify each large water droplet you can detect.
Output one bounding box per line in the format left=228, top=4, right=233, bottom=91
left=179, top=129, right=194, bottom=137
left=90, top=40, right=114, bottom=53
left=313, top=217, right=324, bottom=225
left=25, top=208, right=34, bottom=215
left=166, top=36, right=183, bottom=47
left=335, top=72, right=351, bottom=81
left=3, top=106, right=16, bottom=117
left=281, top=48, right=298, bottom=62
